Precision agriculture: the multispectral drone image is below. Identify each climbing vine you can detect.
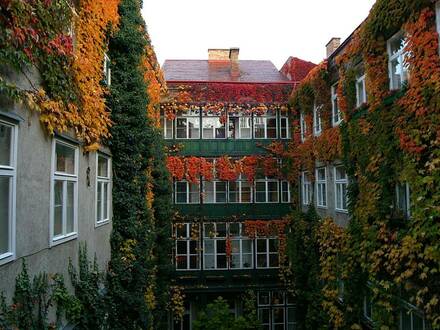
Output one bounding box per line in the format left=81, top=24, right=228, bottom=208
left=0, top=0, right=120, bottom=149
left=282, top=1, right=440, bottom=328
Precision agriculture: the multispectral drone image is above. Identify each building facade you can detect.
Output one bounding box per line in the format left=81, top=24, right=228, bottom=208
left=161, top=49, right=315, bottom=329
left=0, top=60, right=112, bottom=302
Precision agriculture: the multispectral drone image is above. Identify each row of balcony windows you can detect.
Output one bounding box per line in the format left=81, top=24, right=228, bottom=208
left=174, top=179, right=291, bottom=204
left=160, top=111, right=290, bottom=140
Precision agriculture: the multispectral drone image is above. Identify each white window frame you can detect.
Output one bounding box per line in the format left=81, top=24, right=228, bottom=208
left=203, top=223, right=228, bottom=270
left=301, top=171, right=312, bottom=205
left=396, top=182, right=411, bottom=219
left=201, top=112, right=227, bottom=140
left=254, top=178, right=279, bottom=203
left=334, top=165, right=348, bottom=213
left=257, top=291, right=296, bottom=329
left=399, top=302, right=426, bottom=330
left=256, top=237, right=279, bottom=269
left=228, top=113, right=252, bottom=139
left=95, top=153, right=111, bottom=227
left=160, top=115, right=173, bottom=139
left=228, top=178, right=253, bottom=203
left=387, top=32, right=409, bottom=90
left=174, top=181, right=200, bottom=204
left=0, top=120, right=17, bottom=265
left=300, top=112, right=307, bottom=142
left=356, top=74, right=367, bottom=107
left=50, top=139, right=79, bottom=246
left=175, top=223, right=200, bottom=271
left=281, top=180, right=291, bottom=203
left=103, top=53, right=111, bottom=86
left=229, top=223, right=253, bottom=269
left=253, top=115, right=278, bottom=139
left=313, top=104, right=322, bottom=136
left=175, top=110, right=200, bottom=140
left=202, top=180, right=227, bottom=204
left=280, top=115, right=290, bottom=139
left=315, top=167, right=327, bottom=208
left=331, top=83, right=342, bottom=126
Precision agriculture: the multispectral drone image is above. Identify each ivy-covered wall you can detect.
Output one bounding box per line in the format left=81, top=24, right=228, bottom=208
left=282, top=1, right=440, bottom=329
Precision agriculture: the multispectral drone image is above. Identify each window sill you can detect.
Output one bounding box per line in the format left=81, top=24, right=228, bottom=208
left=95, top=219, right=111, bottom=228
left=51, top=232, right=78, bottom=247
left=255, top=201, right=280, bottom=204
left=0, top=252, right=15, bottom=266
left=317, top=205, right=328, bottom=210
left=335, top=209, right=349, bottom=214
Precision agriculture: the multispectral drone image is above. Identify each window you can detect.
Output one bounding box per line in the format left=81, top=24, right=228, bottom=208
left=203, top=180, right=227, bottom=204
left=301, top=172, right=312, bottom=205
left=337, top=278, right=345, bottom=303
left=280, top=115, right=290, bottom=139
left=256, top=238, right=279, bottom=268
left=281, top=181, right=291, bottom=203
left=103, top=53, right=111, bottom=86
left=96, top=154, right=111, bottom=225
left=202, top=111, right=226, bottom=139
left=0, top=121, right=17, bottom=264
left=300, top=112, right=307, bottom=142
left=254, top=112, right=277, bottom=139
left=396, top=182, right=411, bottom=219
left=160, top=115, right=173, bottom=139
left=363, top=289, right=373, bottom=322
left=400, top=303, right=426, bottom=330
left=388, top=32, right=409, bottom=90
left=313, top=104, right=322, bottom=136
left=437, top=1, right=440, bottom=53
left=334, top=166, right=348, bottom=212
left=229, top=177, right=252, bottom=203
left=258, top=291, right=296, bottom=330
left=229, top=223, right=253, bottom=269
left=176, top=110, right=200, bottom=139
left=316, top=167, right=327, bottom=208
left=331, top=84, right=342, bottom=126
left=203, top=223, right=227, bottom=270
left=175, top=223, right=200, bottom=270
left=255, top=178, right=279, bottom=203
left=51, top=140, right=78, bottom=245
left=356, top=75, right=367, bottom=107
left=175, top=181, right=200, bottom=204
left=228, top=112, right=252, bottom=139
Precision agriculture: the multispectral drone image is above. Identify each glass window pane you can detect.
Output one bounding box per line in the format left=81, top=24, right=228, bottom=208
left=257, top=254, right=267, bottom=267
left=242, top=254, right=252, bottom=268
left=217, top=239, right=226, bottom=253
left=242, top=239, right=252, bottom=253
left=204, top=240, right=214, bottom=253
left=98, top=156, right=108, bottom=177
left=217, top=254, right=227, bottom=268
left=188, top=118, right=200, bottom=138
left=177, top=241, right=187, bottom=254
left=216, top=223, right=227, bottom=237
left=0, top=176, right=10, bottom=254
left=269, top=239, right=278, bottom=252
left=259, top=308, right=270, bottom=323
left=176, top=118, right=187, bottom=138
left=189, top=255, right=198, bottom=269
left=269, top=254, right=279, bottom=267
left=273, top=307, right=284, bottom=323
left=0, top=124, right=12, bottom=166
left=103, top=182, right=108, bottom=220
left=229, top=223, right=240, bottom=236
left=257, top=239, right=267, bottom=252
left=66, top=182, right=74, bottom=233
left=254, top=117, right=265, bottom=138
left=97, top=182, right=102, bottom=221
left=204, top=254, right=215, bottom=269
left=189, top=240, right=197, bottom=254
left=231, top=254, right=240, bottom=268
left=54, top=181, right=63, bottom=236
left=204, top=181, right=214, bottom=203
left=56, top=143, right=75, bottom=174
left=176, top=255, right=187, bottom=269
left=176, top=224, right=187, bottom=238
left=258, top=292, right=270, bottom=306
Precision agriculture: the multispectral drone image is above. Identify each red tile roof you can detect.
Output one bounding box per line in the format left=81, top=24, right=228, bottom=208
left=163, top=60, right=291, bottom=83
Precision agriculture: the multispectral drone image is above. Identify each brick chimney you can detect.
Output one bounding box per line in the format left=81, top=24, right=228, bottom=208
left=208, top=48, right=240, bottom=61
left=326, top=38, right=341, bottom=58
